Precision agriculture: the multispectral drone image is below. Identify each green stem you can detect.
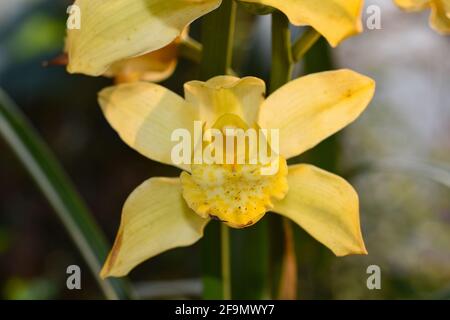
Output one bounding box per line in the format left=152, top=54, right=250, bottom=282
left=221, top=225, right=231, bottom=300
left=199, top=0, right=236, bottom=300
left=292, top=27, right=321, bottom=63
left=0, top=89, right=135, bottom=300
left=270, top=11, right=293, bottom=93
left=179, top=37, right=202, bottom=64
left=200, top=0, right=236, bottom=79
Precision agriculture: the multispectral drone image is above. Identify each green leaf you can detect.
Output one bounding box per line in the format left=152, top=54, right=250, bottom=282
left=0, top=88, right=135, bottom=300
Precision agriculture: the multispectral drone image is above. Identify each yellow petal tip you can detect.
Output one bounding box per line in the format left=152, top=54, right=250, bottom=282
left=99, top=228, right=125, bottom=279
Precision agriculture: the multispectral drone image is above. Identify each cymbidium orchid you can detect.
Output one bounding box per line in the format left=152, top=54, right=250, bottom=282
left=98, top=69, right=375, bottom=278
left=395, top=0, right=450, bottom=34
left=66, top=0, right=364, bottom=76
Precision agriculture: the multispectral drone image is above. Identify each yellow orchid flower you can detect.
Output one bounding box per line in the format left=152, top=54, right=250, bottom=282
left=66, top=0, right=364, bottom=76
left=98, top=69, right=375, bottom=278
left=394, top=0, right=450, bottom=34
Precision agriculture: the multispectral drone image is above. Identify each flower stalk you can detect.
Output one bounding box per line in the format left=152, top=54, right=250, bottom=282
left=200, top=0, right=236, bottom=80
left=199, top=0, right=236, bottom=300
left=292, top=27, right=321, bottom=63
left=221, top=225, right=232, bottom=300
left=270, top=11, right=294, bottom=94
left=179, top=37, right=203, bottom=64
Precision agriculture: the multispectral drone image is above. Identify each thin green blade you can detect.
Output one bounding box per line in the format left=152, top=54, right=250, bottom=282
left=0, top=88, right=135, bottom=300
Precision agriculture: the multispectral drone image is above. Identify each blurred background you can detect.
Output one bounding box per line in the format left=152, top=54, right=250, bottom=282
left=0, top=0, right=449, bottom=299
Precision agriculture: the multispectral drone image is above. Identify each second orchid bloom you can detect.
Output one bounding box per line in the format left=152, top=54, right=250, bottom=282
left=66, top=0, right=365, bottom=77
left=98, top=69, right=375, bottom=278
left=395, top=0, right=450, bottom=34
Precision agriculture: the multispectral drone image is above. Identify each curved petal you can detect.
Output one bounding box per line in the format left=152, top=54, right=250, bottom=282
left=104, top=28, right=189, bottom=83
left=98, top=82, right=198, bottom=171
left=67, top=0, right=221, bottom=75
left=184, top=76, right=266, bottom=128
left=258, top=69, right=375, bottom=160
left=101, top=177, right=209, bottom=278
left=241, top=0, right=364, bottom=46
left=273, top=164, right=367, bottom=257
left=394, top=0, right=430, bottom=10
left=104, top=42, right=179, bottom=83
left=443, top=0, right=450, bottom=13
left=430, top=0, right=450, bottom=34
